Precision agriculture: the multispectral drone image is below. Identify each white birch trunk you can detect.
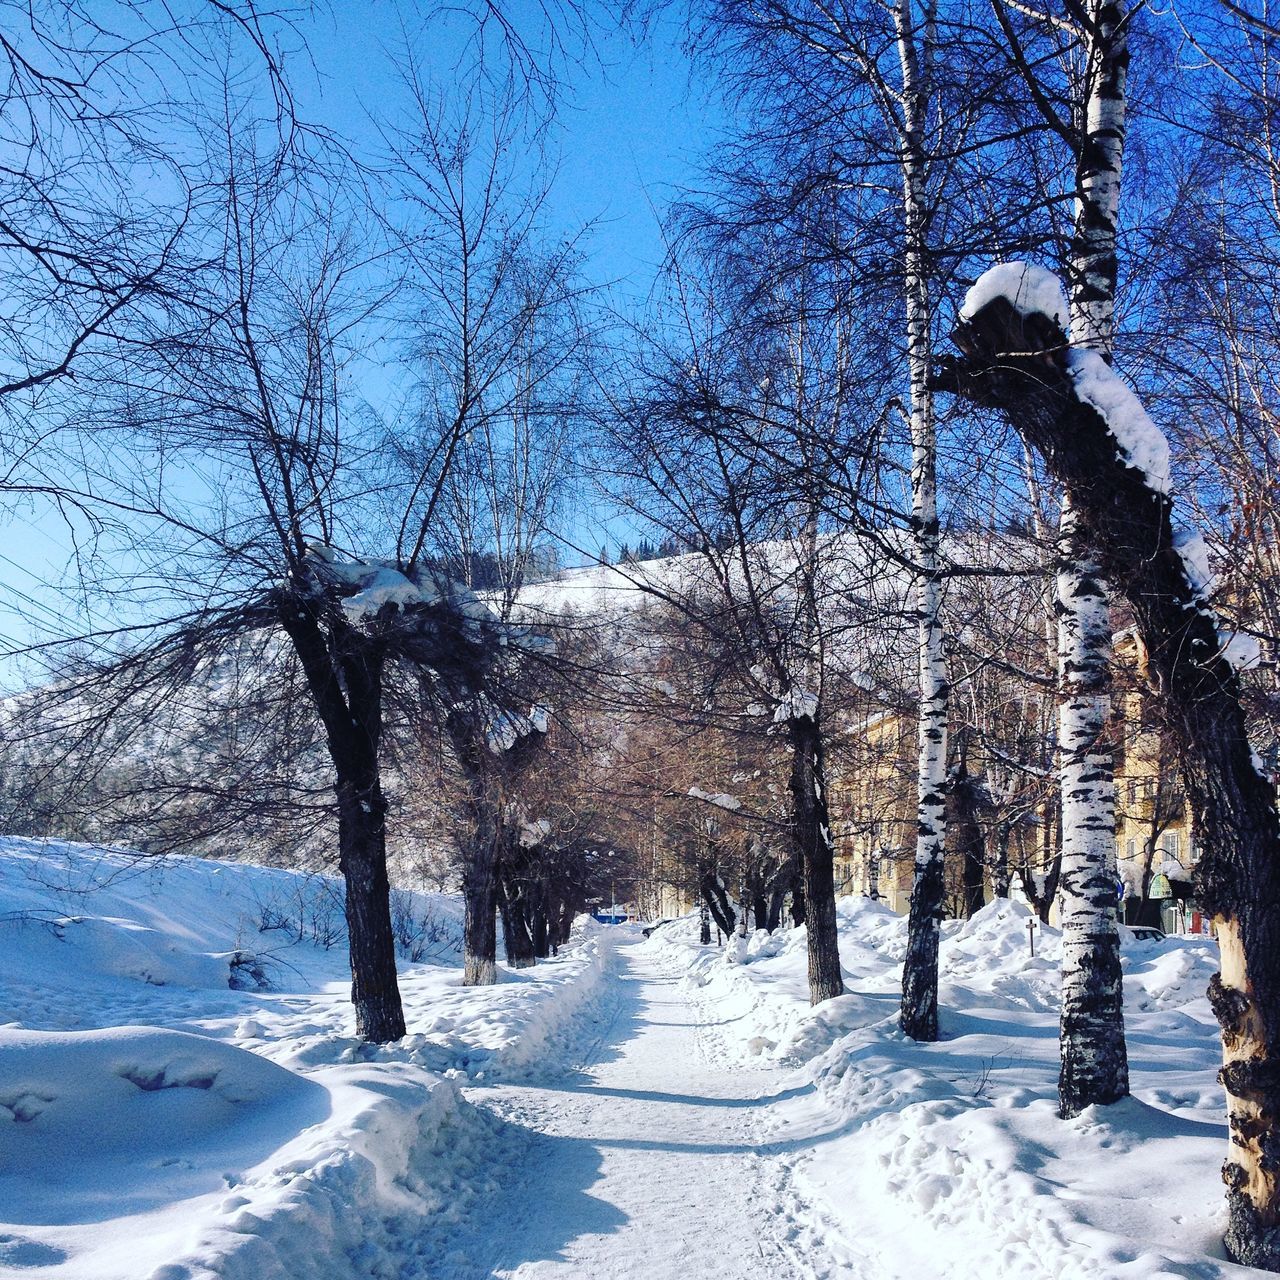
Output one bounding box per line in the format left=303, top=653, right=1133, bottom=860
left=1057, top=0, right=1130, bottom=1116
left=1056, top=499, right=1128, bottom=1113
left=895, top=0, right=950, bottom=1044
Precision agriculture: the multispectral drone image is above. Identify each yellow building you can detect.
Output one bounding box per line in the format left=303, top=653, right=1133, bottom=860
left=828, top=637, right=1212, bottom=935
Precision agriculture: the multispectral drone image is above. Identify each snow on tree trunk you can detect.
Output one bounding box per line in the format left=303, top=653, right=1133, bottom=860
left=895, top=0, right=949, bottom=1044
left=1056, top=500, right=1129, bottom=1116
left=1055, top=0, right=1131, bottom=1118
left=788, top=713, right=844, bottom=1004
left=947, top=270, right=1280, bottom=1270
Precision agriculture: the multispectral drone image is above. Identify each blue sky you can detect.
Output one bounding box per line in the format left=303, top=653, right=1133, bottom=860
left=0, top=3, right=727, bottom=680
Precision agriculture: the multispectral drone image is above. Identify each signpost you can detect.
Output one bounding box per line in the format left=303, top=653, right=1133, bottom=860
left=1027, top=917, right=1037, bottom=957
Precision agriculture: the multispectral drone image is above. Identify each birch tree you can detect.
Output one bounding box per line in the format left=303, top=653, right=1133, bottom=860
left=946, top=263, right=1280, bottom=1272
left=1054, top=0, right=1133, bottom=1116
left=692, top=0, right=1029, bottom=1040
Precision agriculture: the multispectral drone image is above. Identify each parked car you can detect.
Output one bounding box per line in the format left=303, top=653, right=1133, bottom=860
left=1128, top=924, right=1166, bottom=942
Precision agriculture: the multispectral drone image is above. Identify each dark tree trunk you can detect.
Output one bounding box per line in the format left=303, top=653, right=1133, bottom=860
left=752, top=889, right=769, bottom=932
left=531, top=904, right=550, bottom=959
left=948, top=287, right=1280, bottom=1269
left=276, top=602, right=405, bottom=1043
left=789, top=864, right=806, bottom=926
left=699, top=899, right=711, bottom=945
left=336, top=769, right=405, bottom=1043
left=952, top=754, right=986, bottom=918
left=464, top=849, right=498, bottom=986
left=766, top=885, right=786, bottom=933
left=497, top=874, right=536, bottom=969
left=902, top=703, right=950, bottom=1040
left=447, top=714, right=502, bottom=987
left=788, top=714, right=844, bottom=1005
left=901, top=851, right=944, bottom=1039
left=1018, top=848, right=1063, bottom=925
left=700, top=868, right=736, bottom=937
left=553, top=900, right=576, bottom=950
left=991, top=821, right=1012, bottom=898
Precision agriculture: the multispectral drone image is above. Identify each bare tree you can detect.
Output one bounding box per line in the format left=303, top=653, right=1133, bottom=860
left=947, top=265, right=1280, bottom=1272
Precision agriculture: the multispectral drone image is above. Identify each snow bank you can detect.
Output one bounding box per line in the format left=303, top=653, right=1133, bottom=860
left=650, top=895, right=1236, bottom=1278
left=0, top=1026, right=328, bottom=1225
left=0, top=838, right=610, bottom=1279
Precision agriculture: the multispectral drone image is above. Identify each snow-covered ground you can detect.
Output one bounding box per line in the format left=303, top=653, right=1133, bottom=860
left=0, top=838, right=1256, bottom=1278
left=650, top=897, right=1257, bottom=1279
left=0, top=838, right=610, bottom=1279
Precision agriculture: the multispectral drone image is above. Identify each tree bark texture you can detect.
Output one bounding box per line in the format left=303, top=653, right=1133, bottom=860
left=447, top=713, right=504, bottom=988
left=1056, top=501, right=1129, bottom=1116
left=277, top=602, right=405, bottom=1043
left=992, top=821, right=1012, bottom=899
left=700, top=867, right=737, bottom=938
left=948, top=289, right=1280, bottom=1269
left=497, top=874, right=537, bottom=969
left=788, top=714, right=845, bottom=1005
left=1054, top=0, right=1130, bottom=1119
left=464, top=849, right=499, bottom=986
left=952, top=750, right=986, bottom=918
left=892, top=0, right=950, bottom=1045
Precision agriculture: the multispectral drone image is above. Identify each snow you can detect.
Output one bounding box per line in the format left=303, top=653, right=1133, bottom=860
left=1221, top=630, right=1263, bottom=669
left=649, top=897, right=1254, bottom=1279
left=773, top=686, right=819, bottom=722
left=960, top=261, right=1069, bottom=330
left=687, top=784, right=743, bottom=811
left=961, top=265, right=1177, bottom=500
left=0, top=837, right=609, bottom=1279
left=1, top=832, right=1257, bottom=1279
left=1065, top=348, right=1173, bottom=495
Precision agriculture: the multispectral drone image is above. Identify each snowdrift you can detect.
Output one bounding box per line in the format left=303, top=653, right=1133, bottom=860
left=650, top=897, right=1248, bottom=1279
left=0, top=837, right=610, bottom=1280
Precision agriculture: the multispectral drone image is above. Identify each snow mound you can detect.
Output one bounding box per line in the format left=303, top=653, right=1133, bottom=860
left=0, top=1026, right=328, bottom=1225
left=0, top=836, right=462, bottom=1034
left=0, top=837, right=610, bottom=1279
left=654, top=891, right=1233, bottom=1278
left=960, top=261, right=1069, bottom=328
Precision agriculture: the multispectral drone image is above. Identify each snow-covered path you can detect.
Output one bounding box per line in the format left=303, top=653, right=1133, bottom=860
left=429, top=935, right=863, bottom=1280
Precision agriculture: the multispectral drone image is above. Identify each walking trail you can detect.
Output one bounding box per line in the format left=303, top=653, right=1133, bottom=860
left=426, top=932, right=871, bottom=1280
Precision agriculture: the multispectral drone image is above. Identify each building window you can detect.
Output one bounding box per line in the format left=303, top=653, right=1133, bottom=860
left=1161, top=831, right=1181, bottom=860
left=1126, top=839, right=1136, bottom=861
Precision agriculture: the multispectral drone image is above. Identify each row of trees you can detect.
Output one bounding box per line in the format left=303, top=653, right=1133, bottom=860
left=5, top=0, right=1280, bottom=1265
left=581, top=0, right=1280, bottom=1262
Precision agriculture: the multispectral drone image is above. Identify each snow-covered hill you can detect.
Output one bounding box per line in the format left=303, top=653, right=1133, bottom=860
left=0, top=837, right=609, bottom=1279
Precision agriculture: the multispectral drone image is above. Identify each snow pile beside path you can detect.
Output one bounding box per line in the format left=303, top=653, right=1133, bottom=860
left=0, top=1026, right=328, bottom=1223
left=0, top=836, right=464, bottom=1034
left=294, top=933, right=614, bottom=1083
left=651, top=897, right=1240, bottom=1279
left=0, top=838, right=610, bottom=1280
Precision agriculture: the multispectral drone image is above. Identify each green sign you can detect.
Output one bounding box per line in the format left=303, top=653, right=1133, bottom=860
left=1149, top=873, right=1173, bottom=899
